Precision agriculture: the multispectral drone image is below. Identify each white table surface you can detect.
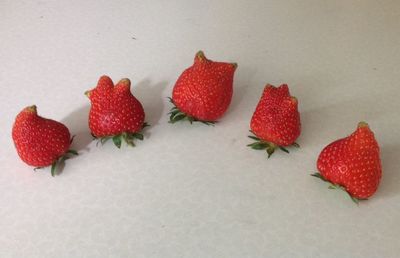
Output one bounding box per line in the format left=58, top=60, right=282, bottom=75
left=1, top=1, right=400, bottom=257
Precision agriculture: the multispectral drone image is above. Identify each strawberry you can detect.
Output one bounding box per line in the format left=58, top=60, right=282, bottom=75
left=12, top=105, right=77, bottom=176
left=85, top=75, right=147, bottom=148
left=248, top=84, right=301, bottom=157
left=312, top=122, right=382, bottom=203
left=169, top=50, right=237, bottom=124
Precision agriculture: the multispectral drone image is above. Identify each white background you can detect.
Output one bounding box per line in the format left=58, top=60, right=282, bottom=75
left=1, top=1, right=400, bottom=257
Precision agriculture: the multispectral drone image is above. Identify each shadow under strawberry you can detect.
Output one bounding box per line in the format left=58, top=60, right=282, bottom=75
left=373, top=144, right=400, bottom=199
left=134, top=79, right=169, bottom=128
left=61, top=104, right=93, bottom=152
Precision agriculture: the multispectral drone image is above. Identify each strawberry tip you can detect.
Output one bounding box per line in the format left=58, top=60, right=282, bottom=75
left=357, top=121, right=369, bottom=128
left=196, top=50, right=206, bottom=59
left=26, top=105, right=37, bottom=113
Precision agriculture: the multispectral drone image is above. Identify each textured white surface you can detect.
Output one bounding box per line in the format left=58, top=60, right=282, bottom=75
left=1, top=0, right=400, bottom=257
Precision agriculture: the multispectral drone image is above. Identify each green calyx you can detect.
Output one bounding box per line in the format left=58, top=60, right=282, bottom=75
left=167, top=97, right=216, bottom=126
left=247, top=131, right=299, bottom=158
left=311, top=172, right=367, bottom=204
left=34, top=136, right=78, bottom=176
left=93, top=123, right=149, bottom=148
left=34, top=149, right=78, bottom=177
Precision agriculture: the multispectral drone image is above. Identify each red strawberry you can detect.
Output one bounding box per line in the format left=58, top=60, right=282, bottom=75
left=312, top=122, right=382, bottom=203
left=248, top=84, right=301, bottom=157
left=169, top=50, right=237, bottom=124
left=85, top=75, right=146, bottom=148
left=12, top=105, right=77, bottom=176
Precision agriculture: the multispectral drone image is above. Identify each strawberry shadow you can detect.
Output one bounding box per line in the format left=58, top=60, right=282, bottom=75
left=134, top=79, right=169, bottom=136
left=300, top=99, right=388, bottom=148
left=61, top=104, right=93, bottom=152
left=376, top=145, right=400, bottom=198
left=225, top=65, right=256, bottom=117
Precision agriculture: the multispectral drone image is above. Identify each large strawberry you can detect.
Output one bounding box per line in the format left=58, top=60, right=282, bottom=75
left=169, top=50, right=237, bottom=124
left=12, top=105, right=77, bottom=176
left=248, top=84, right=301, bottom=157
left=312, top=122, right=382, bottom=203
left=85, top=75, right=146, bottom=148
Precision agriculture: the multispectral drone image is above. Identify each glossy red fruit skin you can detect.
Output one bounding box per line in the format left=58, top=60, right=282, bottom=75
left=317, top=123, right=382, bottom=199
left=172, top=51, right=237, bottom=121
left=86, top=76, right=145, bottom=137
left=250, top=84, right=301, bottom=146
left=12, top=106, right=71, bottom=167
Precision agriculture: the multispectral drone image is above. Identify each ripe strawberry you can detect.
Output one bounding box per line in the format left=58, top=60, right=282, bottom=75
left=12, top=105, right=77, bottom=176
left=312, top=122, right=382, bottom=203
left=85, top=75, right=147, bottom=148
left=169, top=50, right=237, bottom=124
left=248, top=84, right=301, bottom=157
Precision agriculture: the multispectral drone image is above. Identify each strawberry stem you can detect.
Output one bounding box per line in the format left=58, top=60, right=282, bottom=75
left=33, top=136, right=79, bottom=176
left=167, top=97, right=216, bottom=125
left=46, top=149, right=78, bottom=176
left=93, top=122, right=148, bottom=148
left=247, top=131, right=299, bottom=158
left=311, top=172, right=367, bottom=204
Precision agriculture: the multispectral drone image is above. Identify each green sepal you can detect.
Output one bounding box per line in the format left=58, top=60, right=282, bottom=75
left=132, top=133, right=144, bottom=140
left=292, top=142, right=300, bottom=148
left=66, top=150, right=78, bottom=155
left=167, top=97, right=216, bottom=125
left=247, top=142, right=269, bottom=150
left=279, top=146, right=289, bottom=153
left=247, top=135, right=260, bottom=141
left=70, top=135, right=76, bottom=144
left=112, top=135, right=122, bottom=148
left=266, top=147, right=275, bottom=158
left=34, top=149, right=79, bottom=177
left=94, top=121, right=149, bottom=148
left=311, top=172, right=367, bottom=205
left=247, top=131, right=299, bottom=158
left=51, top=161, right=57, bottom=177
left=142, top=122, right=150, bottom=129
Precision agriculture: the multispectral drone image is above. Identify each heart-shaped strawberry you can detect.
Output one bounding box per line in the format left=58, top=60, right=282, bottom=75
left=12, top=105, right=77, bottom=176
left=169, top=51, right=237, bottom=124
left=312, top=122, right=382, bottom=203
left=85, top=75, right=147, bottom=148
left=248, top=84, right=301, bottom=157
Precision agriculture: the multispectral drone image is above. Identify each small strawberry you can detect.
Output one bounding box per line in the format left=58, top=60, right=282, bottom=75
left=312, top=122, right=382, bottom=203
left=169, top=50, right=237, bottom=124
left=12, top=105, right=77, bottom=176
left=248, top=84, right=301, bottom=157
left=85, top=75, right=147, bottom=148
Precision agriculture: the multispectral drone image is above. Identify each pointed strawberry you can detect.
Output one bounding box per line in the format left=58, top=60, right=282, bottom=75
left=85, top=76, right=147, bottom=148
left=312, top=122, right=382, bottom=203
left=248, top=84, right=301, bottom=157
left=12, top=105, right=77, bottom=176
left=169, top=50, right=237, bottom=124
